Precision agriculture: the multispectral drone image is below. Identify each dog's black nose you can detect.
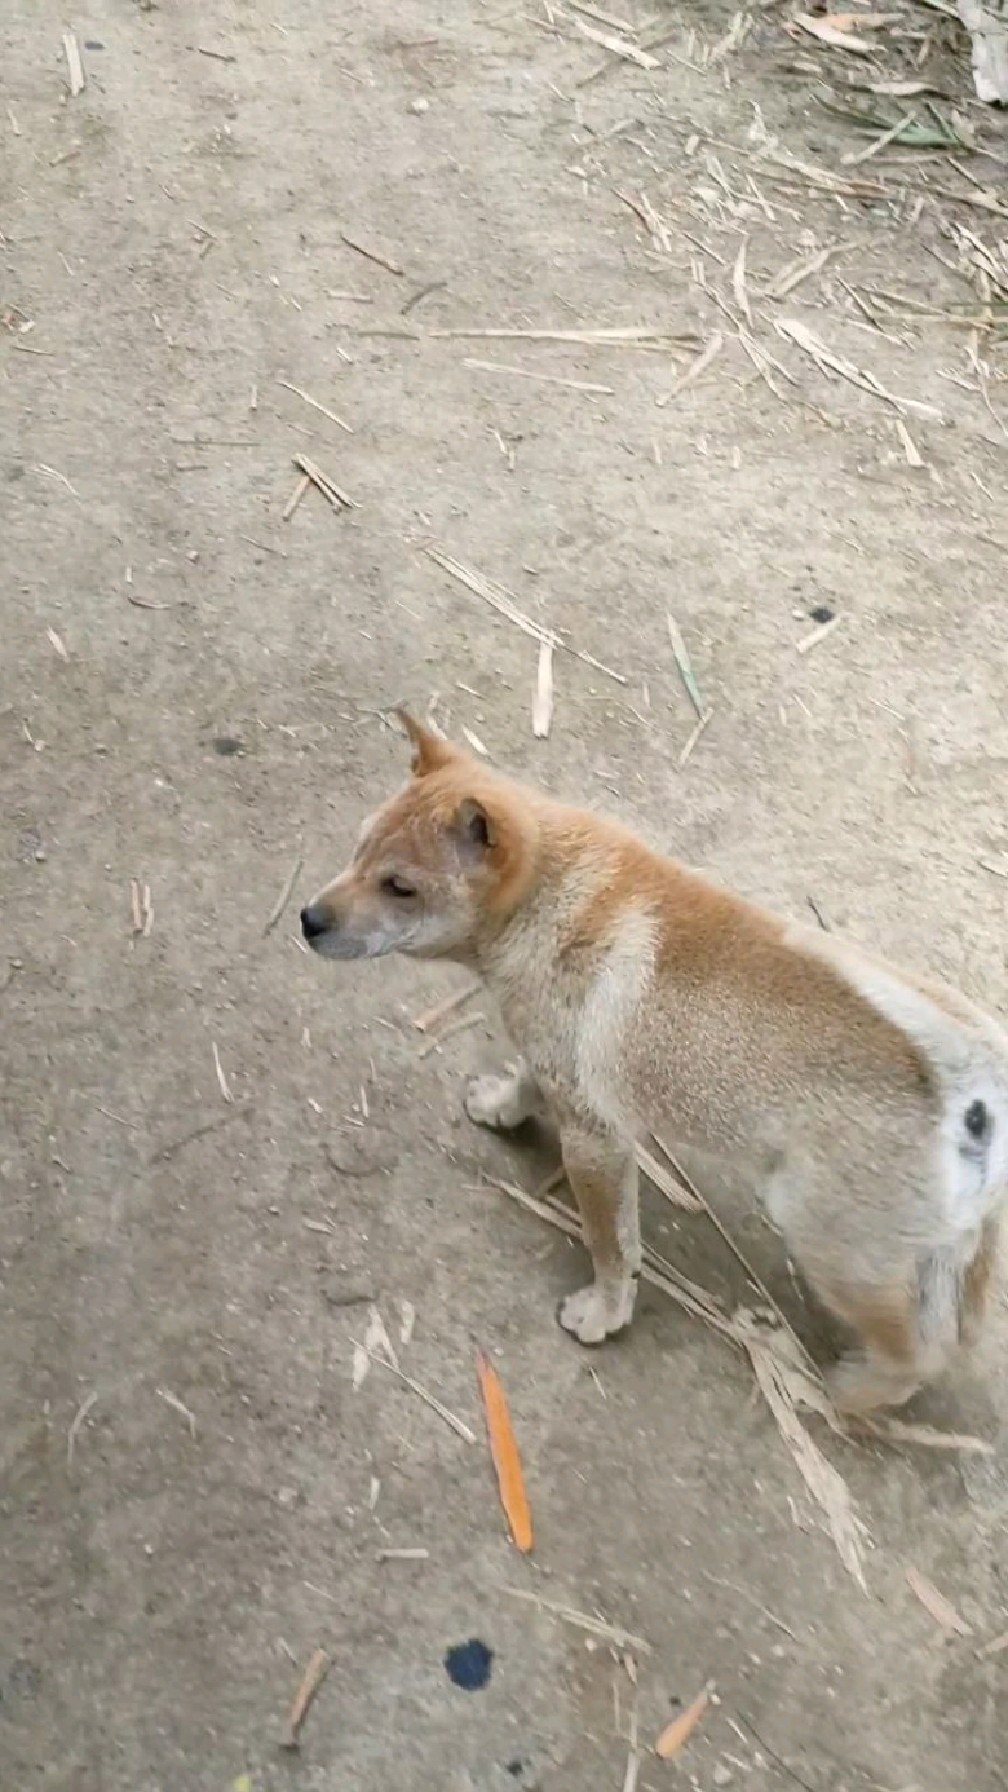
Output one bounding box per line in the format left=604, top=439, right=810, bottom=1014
left=300, top=904, right=329, bottom=941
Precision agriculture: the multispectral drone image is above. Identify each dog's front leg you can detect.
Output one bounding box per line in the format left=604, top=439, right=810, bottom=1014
left=465, top=1058, right=544, bottom=1130
left=557, top=1125, right=641, bottom=1345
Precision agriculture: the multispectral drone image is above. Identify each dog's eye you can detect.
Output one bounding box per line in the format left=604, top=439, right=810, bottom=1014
left=381, top=874, right=417, bottom=900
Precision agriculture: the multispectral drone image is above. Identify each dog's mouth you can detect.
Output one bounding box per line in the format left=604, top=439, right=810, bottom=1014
left=304, top=928, right=369, bottom=960
left=300, top=908, right=415, bottom=960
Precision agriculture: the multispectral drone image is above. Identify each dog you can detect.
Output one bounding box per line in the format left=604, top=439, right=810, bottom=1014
left=300, top=710, right=1008, bottom=1413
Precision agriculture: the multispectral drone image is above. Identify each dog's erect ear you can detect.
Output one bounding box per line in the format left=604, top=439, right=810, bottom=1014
left=453, top=796, right=496, bottom=856
left=394, top=707, right=457, bottom=778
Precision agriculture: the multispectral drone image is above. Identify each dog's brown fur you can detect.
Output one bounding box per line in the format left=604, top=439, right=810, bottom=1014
left=301, top=713, right=1008, bottom=1413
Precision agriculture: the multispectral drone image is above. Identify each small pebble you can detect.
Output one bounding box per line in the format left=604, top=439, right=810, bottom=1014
left=409, top=96, right=429, bottom=114
left=712, top=1766, right=733, bottom=1787
left=809, top=604, right=834, bottom=625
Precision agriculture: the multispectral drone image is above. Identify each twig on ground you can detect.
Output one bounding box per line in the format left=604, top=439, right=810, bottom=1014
left=500, top=1585, right=651, bottom=1653
left=463, top=357, right=614, bottom=395
left=655, top=331, right=723, bottom=407
left=156, top=1387, right=197, bottom=1439
left=212, top=1041, right=234, bottom=1103
left=349, top=1341, right=477, bottom=1443
left=666, top=616, right=707, bottom=719
left=264, top=855, right=304, bottom=934
left=280, top=1648, right=331, bottom=1750
left=340, top=231, right=404, bottom=276
left=413, top=983, right=479, bottom=1033
left=63, top=32, right=85, bottom=95
left=293, top=453, right=358, bottom=511
left=278, top=380, right=352, bottom=432
left=67, top=1390, right=97, bottom=1466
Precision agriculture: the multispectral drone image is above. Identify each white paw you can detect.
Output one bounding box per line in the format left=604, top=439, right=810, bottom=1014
left=465, top=1073, right=525, bottom=1131
left=557, top=1278, right=637, bottom=1346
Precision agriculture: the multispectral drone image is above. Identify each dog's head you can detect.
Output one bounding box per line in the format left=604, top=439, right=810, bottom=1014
left=300, top=711, right=540, bottom=962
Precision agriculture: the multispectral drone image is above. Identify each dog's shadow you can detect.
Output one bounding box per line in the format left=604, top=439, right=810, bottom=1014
left=484, top=1119, right=1004, bottom=1458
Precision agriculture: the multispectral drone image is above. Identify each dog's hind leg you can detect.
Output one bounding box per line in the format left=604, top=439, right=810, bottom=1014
left=556, top=1124, right=641, bottom=1345
left=819, top=1265, right=961, bottom=1415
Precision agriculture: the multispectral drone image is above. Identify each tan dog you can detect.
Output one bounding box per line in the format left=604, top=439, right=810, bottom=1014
left=301, top=712, right=1008, bottom=1413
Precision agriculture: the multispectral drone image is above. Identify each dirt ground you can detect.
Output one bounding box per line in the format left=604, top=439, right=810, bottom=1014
left=3, top=1, right=1008, bottom=1787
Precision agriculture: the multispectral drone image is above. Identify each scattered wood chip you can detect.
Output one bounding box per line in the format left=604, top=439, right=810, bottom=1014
left=293, top=452, right=358, bottom=511
left=461, top=724, right=489, bottom=757
left=732, top=237, right=752, bottom=325
left=426, top=546, right=626, bottom=684
left=842, top=111, right=921, bottom=167
left=417, top=1008, right=485, bottom=1057
left=278, top=380, right=352, bottom=433
left=860, top=1416, right=992, bottom=1453
left=464, top=357, right=614, bottom=395
left=241, top=534, right=287, bottom=559
left=282, top=473, right=311, bottom=522
left=976, top=1629, right=1008, bottom=1659
left=398, top=1299, right=416, bottom=1347
left=868, top=78, right=936, bottom=94
left=501, top=1586, right=650, bottom=1653
left=655, top=1681, right=714, bottom=1759
left=746, top=1329, right=867, bottom=1589
left=533, top=640, right=554, bottom=739
left=906, top=1566, right=971, bottom=1636
left=353, top=1304, right=396, bottom=1383
left=656, top=331, right=723, bottom=407
left=413, top=982, right=479, bottom=1034
left=156, top=1386, right=197, bottom=1438
left=280, top=1648, right=330, bottom=1750
left=567, top=0, right=636, bottom=29
left=767, top=246, right=834, bottom=300
left=365, top=1304, right=399, bottom=1372
left=667, top=615, right=707, bottom=719
left=477, top=1351, right=533, bottom=1553
left=47, top=626, right=68, bottom=660
left=796, top=613, right=843, bottom=655
left=776, top=317, right=941, bottom=420
left=428, top=559, right=558, bottom=657
left=129, top=876, right=153, bottom=938
left=678, top=707, right=713, bottom=768
left=622, top=1747, right=642, bottom=1792
left=572, top=17, right=660, bottom=66
left=700, top=1570, right=798, bottom=1639
left=350, top=1338, right=476, bottom=1443
left=637, top=1143, right=702, bottom=1211
left=895, top=419, right=924, bottom=466
left=340, top=230, right=403, bottom=277
left=377, top=1546, right=430, bottom=1562
left=264, top=854, right=304, bottom=934
left=63, top=31, right=85, bottom=96
left=794, top=11, right=875, bottom=52
left=67, top=1389, right=98, bottom=1467
left=417, top=326, right=700, bottom=346
left=212, top=1041, right=234, bottom=1104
